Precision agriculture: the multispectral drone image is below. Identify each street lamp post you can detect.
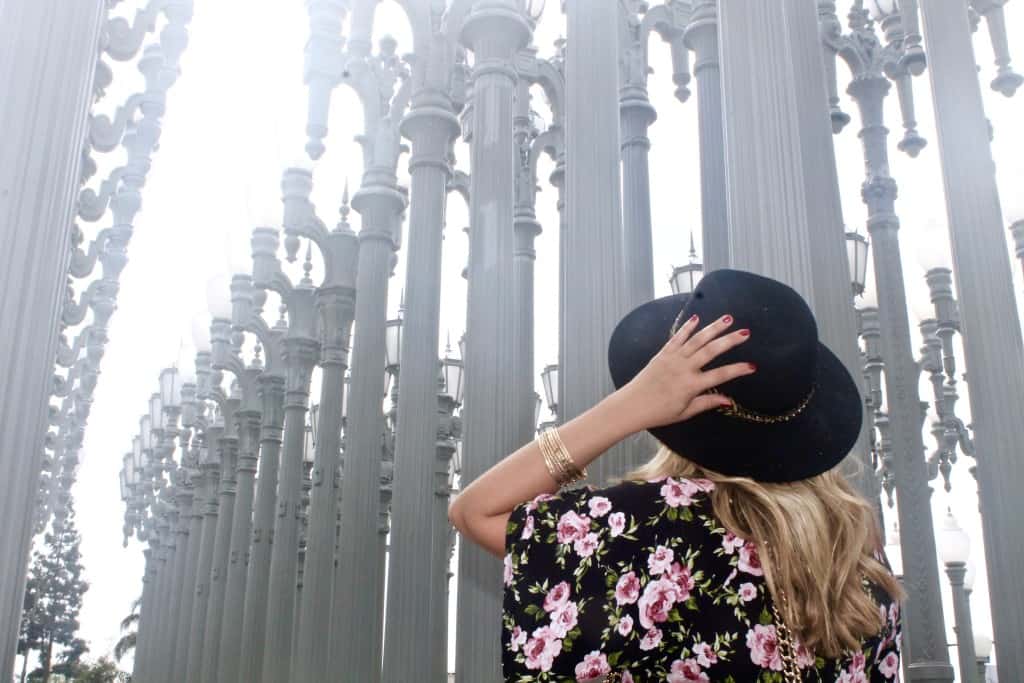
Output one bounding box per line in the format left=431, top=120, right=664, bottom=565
left=823, top=6, right=952, bottom=678
left=252, top=225, right=320, bottom=683
left=938, top=510, right=978, bottom=683
left=919, top=5, right=1024, bottom=675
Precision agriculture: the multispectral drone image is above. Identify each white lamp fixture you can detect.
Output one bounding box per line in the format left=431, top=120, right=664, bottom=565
left=845, top=229, right=870, bottom=296
left=206, top=274, right=234, bottom=321
left=670, top=233, right=704, bottom=295
left=192, top=313, right=213, bottom=353
left=938, top=508, right=971, bottom=565
left=541, top=364, right=559, bottom=415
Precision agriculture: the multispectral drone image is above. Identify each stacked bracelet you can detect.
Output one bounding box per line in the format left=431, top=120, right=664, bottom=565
left=538, top=427, right=587, bottom=487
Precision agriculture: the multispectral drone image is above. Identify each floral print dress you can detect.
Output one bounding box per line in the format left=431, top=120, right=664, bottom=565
left=502, top=477, right=902, bottom=682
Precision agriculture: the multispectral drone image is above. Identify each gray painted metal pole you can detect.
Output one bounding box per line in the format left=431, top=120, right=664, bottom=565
left=560, top=0, right=629, bottom=487
left=200, top=414, right=239, bottom=683
left=945, top=563, right=978, bottom=683
left=514, top=73, right=542, bottom=448
left=452, top=3, right=531, bottom=680
left=149, top=517, right=173, bottom=680
left=620, top=14, right=657, bottom=311
left=380, top=61, right=463, bottom=683
left=216, top=385, right=261, bottom=683
left=294, top=277, right=358, bottom=681
left=133, top=550, right=157, bottom=682
left=185, top=452, right=221, bottom=683
left=683, top=0, right=728, bottom=272
left=238, top=371, right=285, bottom=683
left=847, top=73, right=953, bottom=682
left=920, top=5, right=1024, bottom=678
left=331, top=178, right=404, bottom=679
left=432, top=395, right=459, bottom=682
left=171, top=480, right=204, bottom=683
left=0, top=1, right=104, bottom=671
left=159, top=494, right=188, bottom=683
left=260, top=287, right=319, bottom=683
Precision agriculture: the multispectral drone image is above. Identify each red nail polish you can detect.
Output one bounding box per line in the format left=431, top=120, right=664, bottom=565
left=722, top=315, right=733, bottom=324
left=689, top=314, right=698, bottom=323
left=748, top=363, right=757, bottom=371
left=738, top=329, right=750, bottom=337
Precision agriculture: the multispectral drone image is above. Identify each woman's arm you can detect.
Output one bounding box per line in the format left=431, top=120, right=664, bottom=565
left=448, top=313, right=752, bottom=557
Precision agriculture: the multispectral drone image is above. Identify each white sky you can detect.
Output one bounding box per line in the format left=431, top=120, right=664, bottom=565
left=59, top=0, right=1024, bottom=677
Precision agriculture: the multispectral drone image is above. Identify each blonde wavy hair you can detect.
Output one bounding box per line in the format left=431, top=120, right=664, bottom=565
left=612, top=444, right=904, bottom=658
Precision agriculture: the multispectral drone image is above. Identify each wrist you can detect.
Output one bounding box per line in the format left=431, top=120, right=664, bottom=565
left=598, top=385, right=648, bottom=439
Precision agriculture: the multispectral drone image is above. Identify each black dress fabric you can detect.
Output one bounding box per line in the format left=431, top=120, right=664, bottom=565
left=501, top=477, right=902, bottom=682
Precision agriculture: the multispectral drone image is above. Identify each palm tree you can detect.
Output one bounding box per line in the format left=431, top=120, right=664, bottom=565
left=113, top=597, right=141, bottom=664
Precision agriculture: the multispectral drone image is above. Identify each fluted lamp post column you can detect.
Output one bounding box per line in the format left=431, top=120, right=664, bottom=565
left=938, top=510, right=978, bottom=683
left=214, top=274, right=265, bottom=683
left=252, top=225, right=320, bottom=683
left=920, top=4, right=1024, bottom=675
left=287, top=168, right=359, bottom=683
left=237, top=250, right=288, bottom=683
left=185, top=331, right=222, bottom=683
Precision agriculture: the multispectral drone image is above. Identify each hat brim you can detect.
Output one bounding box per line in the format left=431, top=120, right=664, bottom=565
left=608, top=293, right=863, bottom=483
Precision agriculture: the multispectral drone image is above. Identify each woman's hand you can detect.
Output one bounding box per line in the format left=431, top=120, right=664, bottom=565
left=618, top=313, right=755, bottom=432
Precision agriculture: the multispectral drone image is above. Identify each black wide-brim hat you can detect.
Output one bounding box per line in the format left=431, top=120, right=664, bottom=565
left=607, top=268, right=863, bottom=483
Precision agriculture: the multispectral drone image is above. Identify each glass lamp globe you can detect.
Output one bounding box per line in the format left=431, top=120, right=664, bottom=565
left=965, top=560, right=976, bottom=591
left=541, top=364, right=559, bottom=412
left=206, top=274, right=234, bottom=321
left=938, top=509, right=971, bottom=565
left=845, top=229, right=870, bottom=296
left=192, top=313, right=213, bottom=353
left=384, top=317, right=403, bottom=369
left=160, top=367, right=182, bottom=408
left=973, top=632, right=993, bottom=659
left=149, top=393, right=164, bottom=432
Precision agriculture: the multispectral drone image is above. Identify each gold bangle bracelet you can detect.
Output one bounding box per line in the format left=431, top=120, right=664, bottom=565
left=539, top=427, right=586, bottom=486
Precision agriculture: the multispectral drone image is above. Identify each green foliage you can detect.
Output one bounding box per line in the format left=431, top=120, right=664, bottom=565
left=19, top=497, right=90, bottom=680
left=73, top=656, right=123, bottom=682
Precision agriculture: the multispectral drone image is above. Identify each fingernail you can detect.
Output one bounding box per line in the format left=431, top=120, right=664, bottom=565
left=689, top=314, right=698, bottom=323
left=748, top=363, right=757, bottom=371
left=722, top=315, right=733, bottom=324
left=738, top=329, right=750, bottom=337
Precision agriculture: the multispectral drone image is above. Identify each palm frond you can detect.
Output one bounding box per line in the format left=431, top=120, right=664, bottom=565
left=114, top=632, right=136, bottom=662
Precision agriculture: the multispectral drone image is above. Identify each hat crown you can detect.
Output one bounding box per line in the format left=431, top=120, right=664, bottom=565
left=683, top=270, right=817, bottom=415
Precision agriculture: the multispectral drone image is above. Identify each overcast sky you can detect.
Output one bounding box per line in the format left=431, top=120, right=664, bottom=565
left=62, top=0, right=1024, bottom=675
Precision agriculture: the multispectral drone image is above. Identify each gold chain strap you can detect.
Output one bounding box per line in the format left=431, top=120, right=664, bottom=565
left=769, top=592, right=804, bottom=682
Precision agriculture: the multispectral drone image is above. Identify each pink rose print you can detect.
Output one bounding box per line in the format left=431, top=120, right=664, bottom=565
left=616, top=614, right=634, bottom=636
left=520, top=514, right=535, bottom=540
left=838, top=671, right=869, bottom=683
left=621, top=671, right=634, bottom=683
left=550, top=601, right=579, bottom=638
left=878, top=651, right=900, bottom=678
left=738, top=582, right=757, bottom=602
left=503, top=554, right=514, bottom=587
left=608, top=511, right=627, bottom=537
left=691, top=478, right=715, bottom=492
left=666, top=561, right=695, bottom=598
left=738, top=541, right=764, bottom=576
left=721, top=531, right=745, bottom=554
left=850, top=651, right=866, bottom=673
left=615, top=571, right=641, bottom=606
left=692, top=641, right=718, bottom=668
left=509, top=625, right=527, bottom=652
left=526, top=492, right=557, bottom=512
left=638, top=577, right=684, bottom=629
left=746, top=623, right=783, bottom=671
left=588, top=496, right=612, bottom=517
left=544, top=581, right=571, bottom=613
left=668, top=658, right=710, bottom=683
left=524, top=625, right=563, bottom=672
left=574, top=532, right=600, bottom=558
left=647, top=545, right=675, bottom=575
left=557, top=510, right=592, bottom=545
left=573, top=651, right=611, bottom=681
left=660, top=477, right=702, bottom=507
left=639, top=626, right=663, bottom=651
